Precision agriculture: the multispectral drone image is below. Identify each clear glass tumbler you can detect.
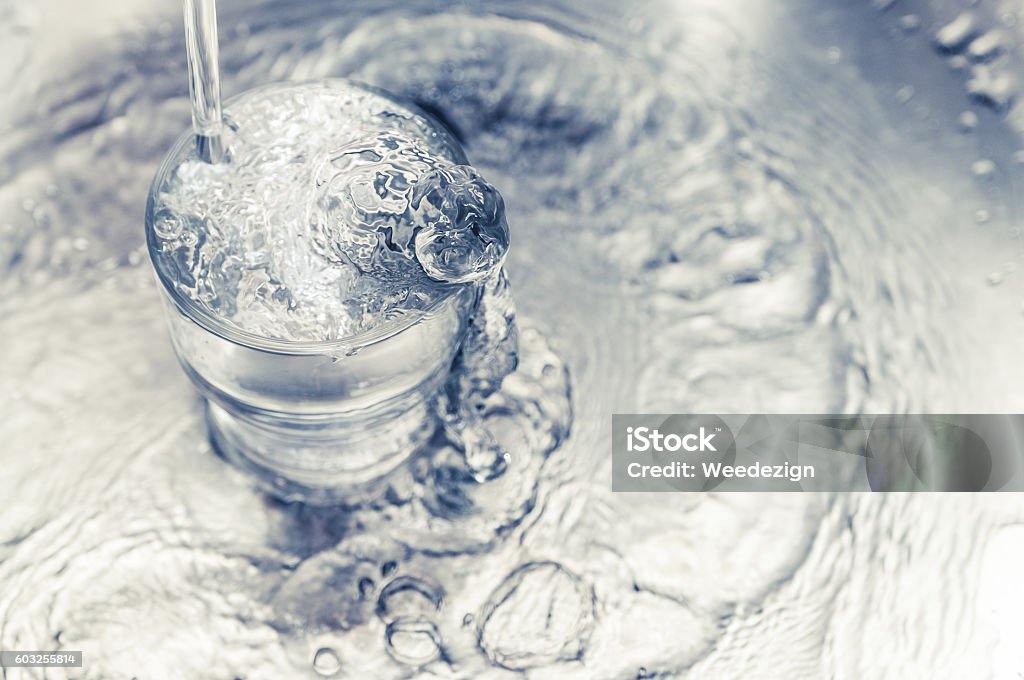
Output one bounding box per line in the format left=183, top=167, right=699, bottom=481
left=145, top=82, right=478, bottom=504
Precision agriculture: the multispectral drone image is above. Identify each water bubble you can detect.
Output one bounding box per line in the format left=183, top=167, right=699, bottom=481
left=376, top=575, right=444, bottom=622
left=957, top=111, right=979, bottom=134
left=180, top=228, right=199, bottom=247
left=987, top=271, right=1004, bottom=286
left=152, top=209, right=183, bottom=240
left=895, top=85, right=915, bottom=104
left=312, top=647, right=342, bottom=677
left=975, top=208, right=990, bottom=224
left=384, top=617, right=442, bottom=666
left=825, top=46, right=842, bottom=64
left=971, top=159, right=997, bottom=182
left=478, top=562, right=594, bottom=670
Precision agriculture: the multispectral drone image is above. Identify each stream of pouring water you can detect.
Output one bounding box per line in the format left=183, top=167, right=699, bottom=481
left=183, top=0, right=224, bottom=163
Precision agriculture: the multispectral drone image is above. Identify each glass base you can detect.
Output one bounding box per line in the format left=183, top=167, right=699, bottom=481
left=205, top=399, right=434, bottom=505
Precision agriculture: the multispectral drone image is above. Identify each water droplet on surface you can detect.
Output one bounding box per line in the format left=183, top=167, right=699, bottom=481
left=967, top=30, right=1009, bottom=62
left=934, top=12, right=979, bottom=53
left=958, top=111, right=979, bottom=133
left=987, top=271, right=1004, bottom=286
left=898, top=14, right=921, bottom=34
left=974, top=208, right=990, bottom=224
left=967, top=65, right=1017, bottom=112
left=971, top=159, right=997, bottom=181
left=895, top=85, right=915, bottom=104
left=949, top=54, right=970, bottom=71
left=825, top=46, right=842, bottom=64
left=313, top=647, right=342, bottom=677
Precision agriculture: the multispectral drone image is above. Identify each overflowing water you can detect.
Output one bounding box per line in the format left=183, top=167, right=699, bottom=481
left=148, top=79, right=508, bottom=340
left=3, top=0, right=1024, bottom=677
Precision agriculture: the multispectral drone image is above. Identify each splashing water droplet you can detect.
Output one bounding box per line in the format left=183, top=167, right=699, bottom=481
left=412, top=165, right=510, bottom=284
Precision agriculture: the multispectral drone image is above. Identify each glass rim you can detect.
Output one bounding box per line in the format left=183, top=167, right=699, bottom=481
left=145, top=78, right=470, bottom=355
